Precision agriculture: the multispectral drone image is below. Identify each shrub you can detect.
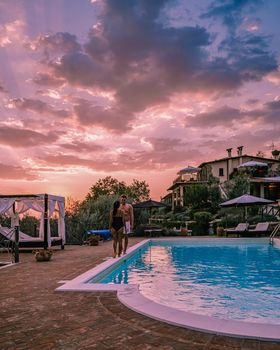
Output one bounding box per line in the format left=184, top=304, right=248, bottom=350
left=208, top=184, right=221, bottom=211
left=220, top=213, right=243, bottom=228
left=134, top=209, right=150, bottom=226
left=0, top=215, right=10, bottom=227
left=184, top=185, right=209, bottom=209
left=247, top=214, right=278, bottom=224
left=134, top=224, right=164, bottom=236
left=164, top=221, right=186, bottom=229
left=224, top=173, right=250, bottom=199
left=65, top=195, right=118, bottom=244
left=192, top=211, right=212, bottom=235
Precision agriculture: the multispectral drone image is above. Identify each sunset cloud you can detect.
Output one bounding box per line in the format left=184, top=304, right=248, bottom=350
left=0, top=126, right=60, bottom=148
left=32, top=73, right=65, bottom=87
left=30, top=0, right=276, bottom=121
left=187, top=98, right=280, bottom=127
left=73, top=98, right=134, bottom=133
left=266, top=69, right=280, bottom=85
left=0, top=82, right=7, bottom=93
left=0, top=162, right=38, bottom=180
left=59, top=140, right=104, bottom=152
left=9, top=98, right=71, bottom=119
left=26, top=32, right=82, bottom=59
left=0, top=19, right=24, bottom=47
left=202, top=0, right=263, bottom=31
left=0, top=0, right=279, bottom=199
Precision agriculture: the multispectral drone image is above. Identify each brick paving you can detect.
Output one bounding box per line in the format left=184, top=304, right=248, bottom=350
left=0, top=238, right=279, bottom=350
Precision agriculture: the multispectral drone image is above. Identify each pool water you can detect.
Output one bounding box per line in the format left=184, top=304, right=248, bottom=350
left=94, top=239, right=280, bottom=324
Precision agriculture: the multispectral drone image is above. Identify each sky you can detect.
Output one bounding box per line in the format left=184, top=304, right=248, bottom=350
left=0, top=0, right=280, bottom=200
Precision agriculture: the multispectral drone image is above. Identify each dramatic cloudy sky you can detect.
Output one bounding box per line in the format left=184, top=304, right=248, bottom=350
left=0, top=0, right=280, bottom=199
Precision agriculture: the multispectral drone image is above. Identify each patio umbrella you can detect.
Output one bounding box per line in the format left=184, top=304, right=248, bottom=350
left=238, top=161, right=268, bottom=168
left=133, top=199, right=168, bottom=209
left=220, top=194, right=275, bottom=221
left=177, top=166, right=201, bottom=175
left=133, top=199, right=168, bottom=224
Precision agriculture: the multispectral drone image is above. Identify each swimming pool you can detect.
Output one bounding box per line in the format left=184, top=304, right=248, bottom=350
left=91, top=238, right=280, bottom=325
left=57, top=238, right=280, bottom=340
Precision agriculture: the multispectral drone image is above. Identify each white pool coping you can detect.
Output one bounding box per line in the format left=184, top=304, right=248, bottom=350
left=56, top=237, right=280, bottom=342
left=273, top=237, right=280, bottom=249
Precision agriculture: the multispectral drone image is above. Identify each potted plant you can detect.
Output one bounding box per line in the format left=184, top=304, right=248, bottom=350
left=216, top=226, right=225, bottom=237
left=33, top=249, right=53, bottom=262
left=87, top=235, right=101, bottom=246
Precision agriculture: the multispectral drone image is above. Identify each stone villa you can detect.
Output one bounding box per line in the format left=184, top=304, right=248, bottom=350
left=162, top=146, right=280, bottom=211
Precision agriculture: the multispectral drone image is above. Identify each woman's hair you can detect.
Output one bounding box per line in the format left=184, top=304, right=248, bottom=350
left=113, top=200, right=120, bottom=216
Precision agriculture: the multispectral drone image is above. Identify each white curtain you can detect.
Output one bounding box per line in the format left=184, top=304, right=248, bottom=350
left=46, top=200, right=56, bottom=247
left=57, top=200, right=66, bottom=244
left=15, top=201, right=30, bottom=214
left=0, top=199, right=15, bottom=214
left=48, top=200, right=56, bottom=217
left=17, top=199, right=44, bottom=214
left=15, top=199, right=45, bottom=240
left=0, top=196, right=65, bottom=247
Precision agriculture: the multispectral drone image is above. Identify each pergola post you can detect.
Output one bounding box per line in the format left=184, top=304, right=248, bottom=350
left=13, top=202, right=19, bottom=263
left=43, top=194, right=48, bottom=249
left=14, top=226, right=19, bottom=263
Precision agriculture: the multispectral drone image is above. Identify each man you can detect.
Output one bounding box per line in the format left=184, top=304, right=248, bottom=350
left=119, top=194, right=134, bottom=254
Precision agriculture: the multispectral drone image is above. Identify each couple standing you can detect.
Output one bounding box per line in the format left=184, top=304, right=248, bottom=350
left=109, top=194, right=134, bottom=258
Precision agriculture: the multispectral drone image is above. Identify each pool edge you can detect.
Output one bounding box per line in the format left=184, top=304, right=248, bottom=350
left=56, top=237, right=280, bottom=342
left=117, top=283, right=280, bottom=342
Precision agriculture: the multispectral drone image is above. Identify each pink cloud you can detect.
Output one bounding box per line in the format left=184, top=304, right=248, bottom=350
left=9, top=98, right=71, bottom=119
left=0, top=82, right=7, bottom=93
left=25, top=32, right=82, bottom=59
left=32, top=73, right=65, bottom=87
left=59, top=140, right=104, bottom=152
left=0, top=162, right=38, bottom=180
left=73, top=98, right=134, bottom=133
left=0, top=126, right=60, bottom=148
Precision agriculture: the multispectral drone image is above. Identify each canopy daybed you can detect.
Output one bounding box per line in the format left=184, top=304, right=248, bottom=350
left=0, top=194, right=65, bottom=249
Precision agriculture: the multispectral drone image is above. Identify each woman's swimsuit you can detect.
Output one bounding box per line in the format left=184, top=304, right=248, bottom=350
left=111, top=216, right=124, bottom=231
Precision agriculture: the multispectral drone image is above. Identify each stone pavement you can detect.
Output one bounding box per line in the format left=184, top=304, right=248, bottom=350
left=0, top=238, right=279, bottom=350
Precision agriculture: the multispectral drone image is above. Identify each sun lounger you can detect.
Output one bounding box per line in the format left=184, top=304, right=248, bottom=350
left=0, top=225, right=63, bottom=248
left=246, top=222, right=271, bottom=237
left=225, top=223, right=249, bottom=237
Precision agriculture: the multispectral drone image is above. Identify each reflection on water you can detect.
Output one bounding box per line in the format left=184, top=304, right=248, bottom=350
left=98, top=240, right=280, bottom=324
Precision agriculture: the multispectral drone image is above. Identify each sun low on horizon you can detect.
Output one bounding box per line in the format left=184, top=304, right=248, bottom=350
left=0, top=0, right=280, bottom=201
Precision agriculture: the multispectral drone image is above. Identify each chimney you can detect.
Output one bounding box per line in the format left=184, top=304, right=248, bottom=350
left=272, top=149, right=280, bottom=160
left=226, top=148, right=232, bottom=158
left=237, top=146, right=243, bottom=157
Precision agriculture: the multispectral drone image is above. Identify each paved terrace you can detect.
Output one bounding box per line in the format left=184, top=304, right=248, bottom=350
left=0, top=238, right=279, bottom=350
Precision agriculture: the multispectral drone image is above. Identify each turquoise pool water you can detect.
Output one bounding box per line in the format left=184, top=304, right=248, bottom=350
left=91, top=239, right=280, bottom=324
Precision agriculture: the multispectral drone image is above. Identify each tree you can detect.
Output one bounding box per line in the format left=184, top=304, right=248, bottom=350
left=184, top=185, right=209, bottom=209
left=87, top=176, right=150, bottom=202
left=88, top=176, right=126, bottom=200
left=224, top=173, right=250, bottom=199
left=79, top=195, right=117, bottom=231
left=208, top=184, right=221, bottom=210
left=65, top=197, right=81, bottom=215
left=63, top=177, right=150, bottom=244
left=127, top=179, right=150, bottom=202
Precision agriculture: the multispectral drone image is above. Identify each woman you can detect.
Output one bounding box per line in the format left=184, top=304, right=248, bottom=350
left=109, top=200, right=125, bottom=257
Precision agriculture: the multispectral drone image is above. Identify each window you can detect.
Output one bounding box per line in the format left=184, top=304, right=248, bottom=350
left=219, top=168, right=224, bottom=176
